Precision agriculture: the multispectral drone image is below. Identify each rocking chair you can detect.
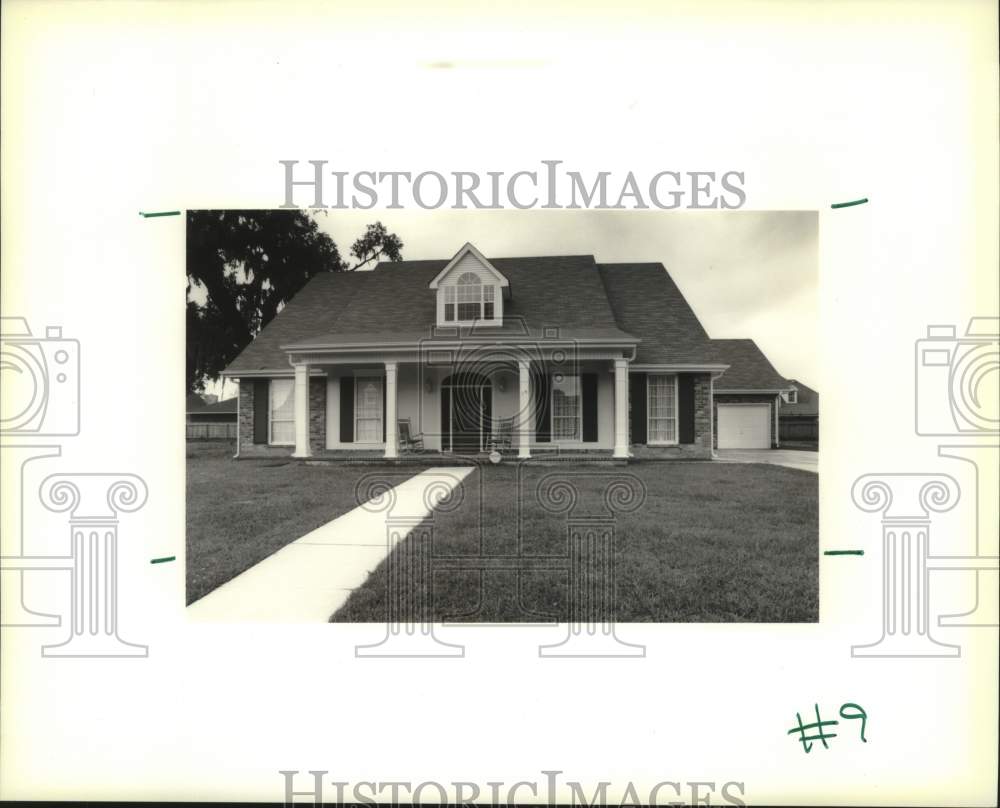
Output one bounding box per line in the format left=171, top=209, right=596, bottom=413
left=398, top=418, right=425, bottom=453
left=489, top=417, right=514, bottom=454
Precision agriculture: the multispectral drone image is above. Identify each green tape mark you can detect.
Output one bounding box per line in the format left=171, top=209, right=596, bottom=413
left=824, top=550, right=864, bottom=556
left=139, top=210, right=180, bottom=218
left=150, top=555, right=176, bottom=564
left=831, top=198, right=868, bottom=209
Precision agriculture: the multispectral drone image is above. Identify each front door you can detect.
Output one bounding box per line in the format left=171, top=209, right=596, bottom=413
left=441, top=373, right=492, bottom=453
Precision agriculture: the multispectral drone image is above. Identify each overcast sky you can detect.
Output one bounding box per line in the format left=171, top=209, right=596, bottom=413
left=208, top=210, right=816, bottom=400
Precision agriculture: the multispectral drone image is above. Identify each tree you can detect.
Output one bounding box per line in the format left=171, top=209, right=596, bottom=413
left=186, top=210, right=402, bottom=393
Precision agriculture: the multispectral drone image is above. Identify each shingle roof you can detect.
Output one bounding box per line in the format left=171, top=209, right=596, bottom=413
left=782, top=378, right=819, bottom=415
left=221, top=253, right=788, bottom=394
left=224, top=271, right=368, bottom=373
left=712, top=339, right=791, bottom=390
left=598, top=263, right=716, bottom=364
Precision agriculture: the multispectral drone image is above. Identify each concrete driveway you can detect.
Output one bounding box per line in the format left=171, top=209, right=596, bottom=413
left=717, top=449, right=818, bottom=473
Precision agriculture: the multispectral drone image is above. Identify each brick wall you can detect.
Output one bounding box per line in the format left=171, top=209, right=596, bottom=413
left=713, top=393, right=778, bottom=449
left=236, top=380, right=256, bottom=453
left=632, top=372, right=712, bottom=459
left=692, top=372, right=712, bottom=455
left=235, top=376, right=327, bottom=458
left=309, top=376, right=326, bottom=454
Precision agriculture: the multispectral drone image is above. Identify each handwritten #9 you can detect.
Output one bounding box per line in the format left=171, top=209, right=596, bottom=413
left=788, top=703, right=869, bottom=753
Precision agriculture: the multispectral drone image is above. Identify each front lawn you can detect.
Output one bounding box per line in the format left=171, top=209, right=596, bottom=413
left=185, top=442, right=417, bottom=604
left=332, top=461, right=818, bottom=622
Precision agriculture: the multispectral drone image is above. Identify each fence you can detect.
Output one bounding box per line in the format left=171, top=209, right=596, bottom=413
left=779, top=418, right=818, bottom=443
left=186, top=422, right=237, bottom=440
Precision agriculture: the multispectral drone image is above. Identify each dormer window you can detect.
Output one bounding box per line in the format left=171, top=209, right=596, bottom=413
left=432, top=242, right=509, bottom=327
left=443, top=273, right=496, bottom=323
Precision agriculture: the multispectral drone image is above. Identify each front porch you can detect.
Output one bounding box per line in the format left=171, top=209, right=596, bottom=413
left=234, top=340, right=717, bottom=462
left=238, top=350, right=636, bottom=461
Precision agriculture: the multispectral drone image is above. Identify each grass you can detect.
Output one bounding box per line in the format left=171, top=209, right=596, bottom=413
left=332, top=461, right=818, bottom=623
left=185, top=442, right=417, bottom=604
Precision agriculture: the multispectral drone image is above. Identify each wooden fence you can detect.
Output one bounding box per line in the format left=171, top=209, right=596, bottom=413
left=186, top=422, right=237, bottom=440
left=779, top=418, right=818, bottom=442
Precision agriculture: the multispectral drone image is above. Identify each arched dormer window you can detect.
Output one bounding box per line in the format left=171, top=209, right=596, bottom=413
left=443, top=271, right=497, bottom=323
left=431, top=243, right=508, bottom=325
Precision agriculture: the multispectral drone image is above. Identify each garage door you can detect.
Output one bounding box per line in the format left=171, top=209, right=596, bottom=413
left=717, top=404, right=770, bottom=449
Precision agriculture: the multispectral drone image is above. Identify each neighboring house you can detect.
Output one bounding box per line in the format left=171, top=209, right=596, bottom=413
left=778, top=378, right=819, bottom=443
left=220, top=242, right=793, bottom=459
left=186, top=394, right=238, bottom=440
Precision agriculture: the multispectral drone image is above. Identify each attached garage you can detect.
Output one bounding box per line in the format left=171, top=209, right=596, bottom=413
left=717, top=403, right=771, bottom=449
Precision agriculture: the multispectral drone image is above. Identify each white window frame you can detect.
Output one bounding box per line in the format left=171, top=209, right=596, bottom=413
left=551, top=373, right=582, bottom=443
left=268, top=378, right=295, bottom=446
left=647, top=374, right=679, bottom=446
left=784, top=389, right=798, bottom=404
left=441, top=272, right=500, bottom=325
left=354, top=375, right=384, bottom=444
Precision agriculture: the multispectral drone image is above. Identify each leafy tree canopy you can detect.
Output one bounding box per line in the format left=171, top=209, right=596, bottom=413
left=186, top=210, right=402, bottom=393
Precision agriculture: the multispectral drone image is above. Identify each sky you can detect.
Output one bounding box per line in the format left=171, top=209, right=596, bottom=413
left=207, top=210, right=817, bottom=400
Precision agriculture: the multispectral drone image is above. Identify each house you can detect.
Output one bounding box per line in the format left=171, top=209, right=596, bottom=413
left=220, top=242, right=793, bottom=459
left=186, top=394, right=238, bottom=440
left=778, top=378, right=819, bottom=444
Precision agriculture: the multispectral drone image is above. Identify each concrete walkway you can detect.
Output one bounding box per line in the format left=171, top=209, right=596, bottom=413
left=187, top=467, right=474, bottom=622
left=717, top=449, right=818, bottom=473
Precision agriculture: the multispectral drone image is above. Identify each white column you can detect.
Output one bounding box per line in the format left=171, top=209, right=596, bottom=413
left=293, top=363, right=310, bottom=458
left=518, top=359, right=531, bottom=459
left=613, top=358, right=630, bottom=459
left=773, top=394, right=780, bottom=448
left=384, top=361, right=398, bottom=459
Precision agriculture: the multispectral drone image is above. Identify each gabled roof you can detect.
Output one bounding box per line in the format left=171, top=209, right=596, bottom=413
left=711, top=339, right=791, bottom=391
left=278, top=255, right=638, bottom=353
left=223, top=271, right=368, bottom=373
left=598, top=263, right=716, bottom=364
left=782, top=378, right=819, bottom=415
left=221, top=251, right=788, bottom=393
left=428, top=242, right=510, bottom=291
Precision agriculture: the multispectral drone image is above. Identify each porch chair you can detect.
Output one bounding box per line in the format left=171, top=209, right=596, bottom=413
left=489, top=417, right=514, bottom=454
left=398, top=418, right=425, bottom=453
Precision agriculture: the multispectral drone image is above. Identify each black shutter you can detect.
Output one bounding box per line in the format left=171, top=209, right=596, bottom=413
left=441, top=385, right=451, bottom=452
left=339, top=377, right=354, bottom=443
left=252, top=379, right=269, bottom=444
left=629, top=372, right=647, bottom=445
left=533, top=365, right=551, bottom=442
left=382, top=379, right=387, bottom=442
left=678, top=374, right=695, bottom=444
left=581, top=373, right=598, bottom=442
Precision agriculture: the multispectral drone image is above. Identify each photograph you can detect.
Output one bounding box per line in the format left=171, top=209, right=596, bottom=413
left=3, top=1, right=995, bottom=803
left=185, top=210, right=819, bottom=623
